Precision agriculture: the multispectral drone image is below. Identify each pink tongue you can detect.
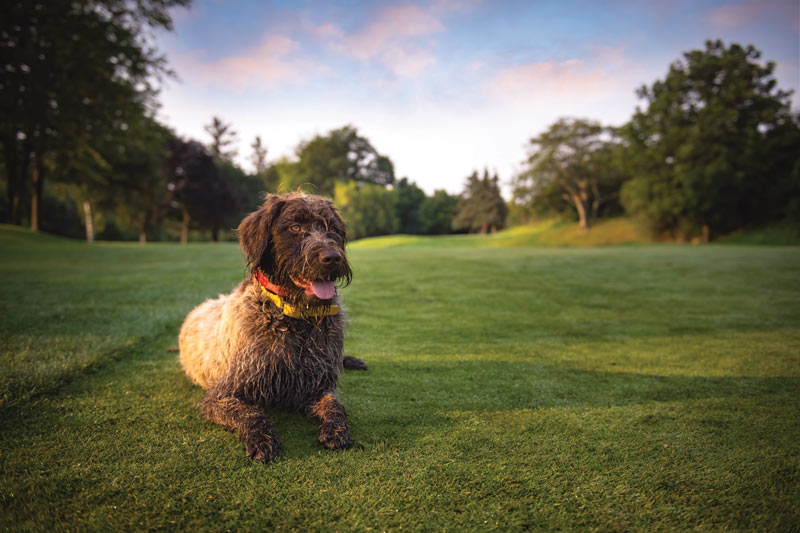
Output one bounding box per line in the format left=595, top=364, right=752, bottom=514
left=310, top=280, right=336, bottom=300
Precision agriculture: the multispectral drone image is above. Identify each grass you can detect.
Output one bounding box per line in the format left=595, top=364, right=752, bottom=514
left=716, top=224, right=800, bottom=246
left=351, top=217, right=646, bottom=249
left=1, top=223, right=799, bottom=531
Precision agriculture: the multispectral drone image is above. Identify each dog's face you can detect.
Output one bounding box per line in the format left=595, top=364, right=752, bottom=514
left=238, top=192, right=352, bottom=303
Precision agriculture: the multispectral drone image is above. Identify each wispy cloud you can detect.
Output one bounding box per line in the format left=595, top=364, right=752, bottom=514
left=320, top=4, right=444, bottom=77
left=483, top=44, right=656, bottom=111
left=171, top=35, right=326, bottom=89
left=708, top=1, right=763, bottom=29
left=169, top=1, right=480, bottom=89
left=488, top=58, right=613, bottom=101
left=708, top=0, right=799, bottom=30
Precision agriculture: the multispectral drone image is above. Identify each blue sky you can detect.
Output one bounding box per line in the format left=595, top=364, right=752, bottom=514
left=155, top=0, right=800, bottom=195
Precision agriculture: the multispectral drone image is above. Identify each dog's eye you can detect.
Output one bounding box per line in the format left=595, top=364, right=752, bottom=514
left=290, top=223, right=302, bottom=233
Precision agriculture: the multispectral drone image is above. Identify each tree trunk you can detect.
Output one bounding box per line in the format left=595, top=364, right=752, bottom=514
left=701, top=224, right=710, bottom=244
left=573, top=194, right=589, bottom=232
left=562, top=180, right=591, bottom=232
left=211, top=225, right=219, bottom=243
left=138, top=212, right=147, bottom=243
left=181, top=209, right=190, bottom=244
left=30, top=154, right=41, bottom=232
left=82, top=200, right=94, bottom=243
left=30, top=170, right=39, bottom=232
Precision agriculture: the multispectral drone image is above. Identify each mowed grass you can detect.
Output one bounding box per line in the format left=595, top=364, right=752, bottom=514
left=1, top=224, right=799, bottom=531
left=351, top=217, right=647, bottom=249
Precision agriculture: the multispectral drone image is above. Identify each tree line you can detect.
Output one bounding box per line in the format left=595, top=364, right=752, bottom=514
left=2, top=0, right=797, bottom=243
left=0, top=0, right=504, bottom=242
left=512, top=40, right=800, bottom=241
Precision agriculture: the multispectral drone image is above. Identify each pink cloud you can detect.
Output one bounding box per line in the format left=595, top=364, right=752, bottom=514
left=173, top=35, right=325, bottom=89
left=484, top=45, right=658, bottom=110
left=309, top=23, right=343, bottom=40
left=708, top=1, right=763, bottom=29
left=488, top=59, right=614, bottom=100
left=708, top=0, right=799, bottom=30
left=324, top=3, right=444, bottom=77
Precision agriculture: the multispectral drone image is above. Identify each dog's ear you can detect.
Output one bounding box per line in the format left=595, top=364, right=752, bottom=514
left=237, top=194, right=285, bottom=271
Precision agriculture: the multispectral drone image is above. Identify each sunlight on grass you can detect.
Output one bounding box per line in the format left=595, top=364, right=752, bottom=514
left=350, top=217, right=645, bottom=249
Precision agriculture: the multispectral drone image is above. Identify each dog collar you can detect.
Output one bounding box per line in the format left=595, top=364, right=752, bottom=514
left=253, top=270, right=340, bottom=319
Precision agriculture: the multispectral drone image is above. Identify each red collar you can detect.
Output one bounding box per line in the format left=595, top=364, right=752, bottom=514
left=254, top=269, right=289, bottom=297
left=253, top=269, right=340, bottom=319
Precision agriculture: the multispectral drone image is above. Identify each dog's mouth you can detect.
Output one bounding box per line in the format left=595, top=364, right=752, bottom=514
left=290, top=276, right=336, bottom=300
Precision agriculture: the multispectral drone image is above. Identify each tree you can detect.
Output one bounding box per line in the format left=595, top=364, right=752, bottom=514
left=43, top=105, right=175, bottom=243
left=289, top=126, right=395, bottom=196
left=167, top=139, right=238, bottom=243
left=219, top=159, right=264, bottom=229
left=512, top=118, right=627, bottom=231
left=394, top=178, right=426, bottom=234
left=620, top=40, right=800, bottom=241
left=418, top=190, right=458, bottom=234
left=204, top=116, right=238, bottom=161
left=333, top=181, right=398, bottom=240
left=250, top=135, right=280, bottom=193
left=250, top=136, right=268, bottom=175
left=99, top=114, right=174, bottom=243
left=0, top=0, right=189, bottom=229
left=453, top=169, right=507, bottom=233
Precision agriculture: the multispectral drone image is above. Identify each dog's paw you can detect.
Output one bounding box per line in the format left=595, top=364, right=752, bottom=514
left=342, top=355, right=368, bottom=371
left=318, top=423, right=352, bottom=450
left=246, top=432, right=284, bottom=463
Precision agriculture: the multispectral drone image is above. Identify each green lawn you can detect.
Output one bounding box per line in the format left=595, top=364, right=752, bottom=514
left=1, top=224, right=799, bottom=531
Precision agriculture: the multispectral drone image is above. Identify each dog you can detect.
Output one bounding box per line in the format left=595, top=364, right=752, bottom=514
left=178, top=192, right=365, bottom=462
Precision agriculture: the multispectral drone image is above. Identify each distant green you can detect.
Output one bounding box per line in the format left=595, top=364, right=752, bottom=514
left=1, top=224, right=798, bottom=531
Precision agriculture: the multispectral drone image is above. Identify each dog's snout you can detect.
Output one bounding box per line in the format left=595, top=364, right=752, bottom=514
left=319, top=248, right=342, bottom=265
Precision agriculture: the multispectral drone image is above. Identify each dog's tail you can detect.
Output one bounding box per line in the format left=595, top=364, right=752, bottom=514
left=342, top=356, right=368, bottom=371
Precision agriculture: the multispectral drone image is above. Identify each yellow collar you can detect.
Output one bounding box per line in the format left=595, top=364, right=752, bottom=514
left=255, top=278, right=339, bottom=319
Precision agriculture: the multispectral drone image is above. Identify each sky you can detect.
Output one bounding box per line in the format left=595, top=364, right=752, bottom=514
left=154, top=0, right=800, bottom=196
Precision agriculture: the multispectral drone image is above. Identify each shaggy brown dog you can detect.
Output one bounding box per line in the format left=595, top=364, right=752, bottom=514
left=179, top=192, right=364, bottom=462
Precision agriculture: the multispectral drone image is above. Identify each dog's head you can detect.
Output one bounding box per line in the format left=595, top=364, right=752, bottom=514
left=238, top=192, right=352, bottom=303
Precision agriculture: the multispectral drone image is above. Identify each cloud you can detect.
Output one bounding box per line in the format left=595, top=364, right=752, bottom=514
left=309, top=23, right=344, bottom=40
left=483, top=45, right=660, bottom=113
left=707, top=1, right=763, bottom=29
left=488, top=58, right=614, bottom=101
left=708, top=0, right=799, bottom=30
left=322, top=4, right=444, bottom=77
left=172, top=35, right=325, bottom=89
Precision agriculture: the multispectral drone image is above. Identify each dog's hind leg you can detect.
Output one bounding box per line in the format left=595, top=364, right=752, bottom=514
left=203, top=384, right=284, bottom=462
left=307, top=393, right=352, bottom=450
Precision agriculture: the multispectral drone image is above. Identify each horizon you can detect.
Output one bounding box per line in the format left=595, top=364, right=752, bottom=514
left=154, top=0, right=800, bottom=196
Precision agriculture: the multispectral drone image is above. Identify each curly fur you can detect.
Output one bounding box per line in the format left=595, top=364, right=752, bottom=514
left=178, top=192, right=359, bottom=462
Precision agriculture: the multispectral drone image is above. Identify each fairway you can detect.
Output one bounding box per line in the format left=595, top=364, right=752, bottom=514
left=1, top=225, right=799, bottom=531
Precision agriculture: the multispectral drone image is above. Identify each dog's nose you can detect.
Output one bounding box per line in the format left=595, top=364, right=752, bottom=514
left=319, top=249, right=342, bottom=265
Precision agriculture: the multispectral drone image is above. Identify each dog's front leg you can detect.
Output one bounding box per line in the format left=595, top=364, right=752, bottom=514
left=307, top=393, right=352, bottom=450
left=203, top=384, right=283, bottom=462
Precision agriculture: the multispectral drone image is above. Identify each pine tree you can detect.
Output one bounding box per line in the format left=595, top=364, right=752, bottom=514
left=453, top=169, right=507, bottom=233
left=204, top=116, right=238, bottom=161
